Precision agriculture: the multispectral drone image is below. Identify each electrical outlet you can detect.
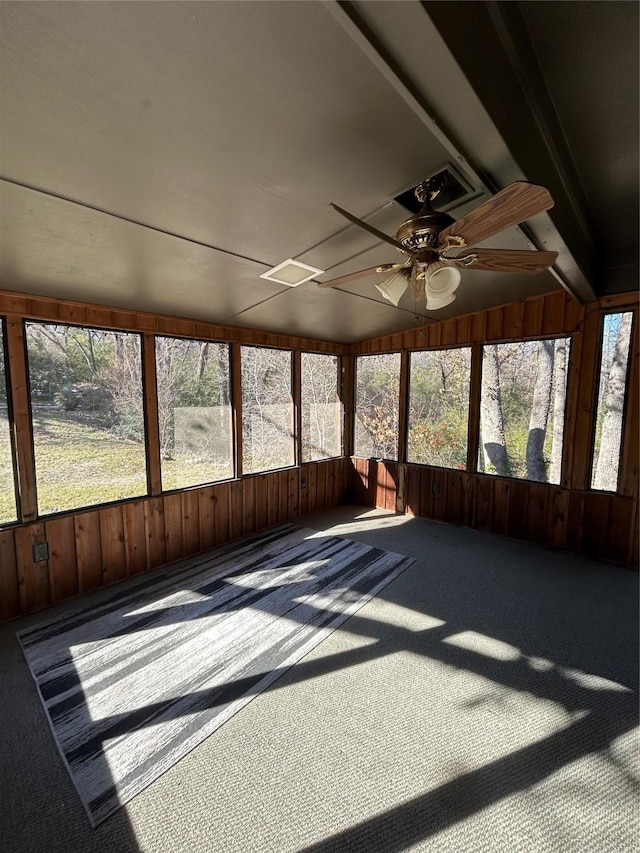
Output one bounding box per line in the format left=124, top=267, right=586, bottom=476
left=432, top=481, right=440, bottom=494
left=33, top=542, right=49, bottom=562
left=300, top=477, right=307, bottom=489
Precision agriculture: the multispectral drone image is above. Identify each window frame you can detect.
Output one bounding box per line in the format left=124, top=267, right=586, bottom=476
left=589, top=310, right=636, bottom=494
left=353, top=351, right=402, bottom=462
left=24, top=318, right=149, bottom=518
left=300, top=351, right=343, bottom=464
left=240, top=343, right=296, bottom=476
left=405, top=345, right=473, bottom=472
left=476, top=333, right=573, bottom=486
left=153, top=333, right=235, bottom=493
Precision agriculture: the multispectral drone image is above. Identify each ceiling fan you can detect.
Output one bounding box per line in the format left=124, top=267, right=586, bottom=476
left=317, top=174, right=558, bottom=310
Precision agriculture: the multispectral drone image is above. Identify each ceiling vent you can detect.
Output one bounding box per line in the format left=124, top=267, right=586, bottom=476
left=259, top=258, right=324, bottom=287
left=394, top=164, right=477, bottom=214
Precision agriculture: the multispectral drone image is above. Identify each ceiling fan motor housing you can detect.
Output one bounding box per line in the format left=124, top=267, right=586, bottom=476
left=396, top=209, right=456, bottom=255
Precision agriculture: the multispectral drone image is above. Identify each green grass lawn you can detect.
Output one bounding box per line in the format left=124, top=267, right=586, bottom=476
left=0, top=411, right=147, bottom=518
left=0, top=411, right=234, bottom=521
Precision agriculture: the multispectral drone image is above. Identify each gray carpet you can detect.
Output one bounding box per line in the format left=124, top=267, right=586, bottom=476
left=1, top=507, right=638, bottom=852
left=17, top=524, right=413, bottom=826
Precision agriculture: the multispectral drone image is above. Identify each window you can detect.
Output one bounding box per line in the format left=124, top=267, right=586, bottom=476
left=241, top=346, right=294, bottom=474
left=0, top=322, right=17, bottom=524
left=155, top=337, right=233, bottom=490
left=301, top=353, right=342, bottom=462
left=478, top=337, right=570, bottom=484
left=591, top=312, right=634, bottom=491
left=25, top=322, right=147, bottom=514
left=407, top=348, right=471, bottom=469
left=354, top=353, right=401, bottom=460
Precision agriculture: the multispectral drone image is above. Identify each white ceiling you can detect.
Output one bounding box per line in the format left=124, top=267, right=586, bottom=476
left=0, top=1, right=637, bottom=343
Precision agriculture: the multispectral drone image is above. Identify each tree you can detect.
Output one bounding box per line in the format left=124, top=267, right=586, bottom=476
left=480, top=344, right=510, bottom=475
left=593, top=312, right=633, bottom=490
left=526, top=339, right=554, bottom=481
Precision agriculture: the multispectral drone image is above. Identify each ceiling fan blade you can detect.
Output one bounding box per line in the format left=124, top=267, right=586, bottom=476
left=458, top=248, right=558, bottom=274
left=317, top=266, right=385, bottom=288
left=330, top=203, right=406, bottom=252
left=439, top=182, right=554, bottom=247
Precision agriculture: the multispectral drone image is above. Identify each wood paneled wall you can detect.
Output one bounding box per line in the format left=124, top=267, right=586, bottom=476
left=0, top=460, right=347, bottom=622
left=0, top=289, right=348, bottom=622
left=347, top=289, right=639, bottom=566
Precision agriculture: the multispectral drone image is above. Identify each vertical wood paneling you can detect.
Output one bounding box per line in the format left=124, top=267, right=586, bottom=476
left=546, top=487, right=569, bottom=550
left=502, top=300, right=525, bottom=339
left=163, top=493, right=184, bottom=562
left=75, top=511, right=103, bottom=592
left=214, top=482, right=230, bottom=545
left=229, top=480, right=243, bottom=540
left=255, top=475, right=268, bottom=531
left=431, top=470, right=447, bottom=521
left=475, top=477, right=494, bottom=532
left=308, top=464, right=319, bottom=514
left=445, top=471, right=462, bottom=525
left=523, top=297, right=544, bottom=337
left=581, top=492, right=612, bottom=559
left=123, top=501, right=147, bottom=576
left=268, top=472, right=280, bottom=527
left=278, top=470, right=290, bottom=524
left=287, top=469, right=299, bottom=518
left=527, top=482, right=550, bottom=545
left=486, top=307, right=504, bottom=341
left=419, top=467, right=434, bottom=519
left=491, top=479, right=511, bottom=536
left=506, top=480, right=530, bottom=541
left=99, top=505, right=127, bottom=585
left=542, top=291, right=565, bottom=336
left=144, top=497, right=166, bottom=569
left=198, top=486, right=216, bottom=551
left=181, top=490, right=201, bottom=555
left=15, top=523, right=50, bottom=612
left=243, top=476, right=256, bottom=535
left=0, top=529, right=19, bottom=621
left=406, top=465, right=420, bottom=517
left=45, top=515, right=78, bottom=602
left=605, top=497, right=635, bottom=565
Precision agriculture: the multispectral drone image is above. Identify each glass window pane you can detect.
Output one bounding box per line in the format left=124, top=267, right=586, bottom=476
left=354, top=353, right=401, bottom=460
left=591, top=312, right=634, bottom=491
left=0, top=322, right=17, bottom=524
left=301, top=353, right=342, bottom=462
left=407, top=348, right=471, bottom=469
left=241, top=346, right=294, bottom=474
left=155, top=337, right=233, bottom=490
left=478, top=338, right=570, bottom=484
left=26, top=322, right=147, bottom=514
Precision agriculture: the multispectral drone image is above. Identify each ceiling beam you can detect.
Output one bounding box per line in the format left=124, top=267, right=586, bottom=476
left=423, top=1, right=597, bottom=302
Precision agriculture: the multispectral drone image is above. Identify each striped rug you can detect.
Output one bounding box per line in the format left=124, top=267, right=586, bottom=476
left=17, top=524, right=414, bottom=827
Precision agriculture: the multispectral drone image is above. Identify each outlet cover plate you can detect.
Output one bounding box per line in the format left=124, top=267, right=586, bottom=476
left=33, top=542, right=49, bottom=562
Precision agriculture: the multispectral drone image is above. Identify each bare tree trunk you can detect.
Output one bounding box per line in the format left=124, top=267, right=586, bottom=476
left=526, top=339, right=554, bottom=481
left=549, top=338, right=567, bottom=484
left=593, top=312, right=633, bottom=490
left=197, top=342, right=209, bottom=380
left=481, top=344, right=510, bottom=475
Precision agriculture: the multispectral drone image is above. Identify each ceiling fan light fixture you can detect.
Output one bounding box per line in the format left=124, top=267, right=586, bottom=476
left=375, top=269, right=410, bottom=306
left=260, top=259, right=325, bottom=287
left=425, top=260, right=461, bottom=310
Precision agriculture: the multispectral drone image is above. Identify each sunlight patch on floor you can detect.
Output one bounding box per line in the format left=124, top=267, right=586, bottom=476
left=443, top=630, right=521, bottom=661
